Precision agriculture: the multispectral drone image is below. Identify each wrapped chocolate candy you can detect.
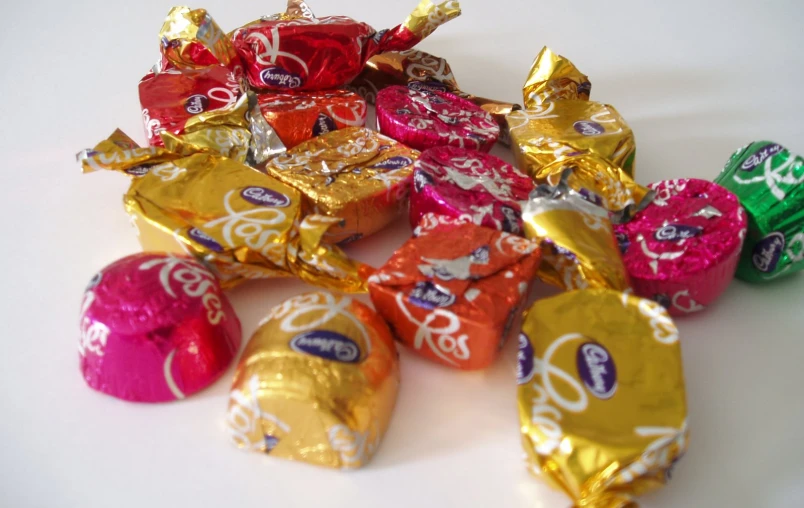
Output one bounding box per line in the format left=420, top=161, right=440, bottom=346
left=231, top=0, right=461, bottom=91
left=256, top=89, right=367, bottom=149
left=140, top=6, right=246, bottom=148
left=518, top=288, right=688, bottom=507
left=263, top=127, right=417, bottom=244
left=522, top=46, right=591, bottom=107
left=376, top=86, right=500, bottom=152
left=409, top=146, right=534, bottom=234
left=226, top=292, right=399, bottom=469
left=522, top=175, right=630, bottom=291
left=347, top=49, right=518, bottom=145
left=508, top=46, right=636, bottom=177
left=714, top=141, right=804, bottom=282
left=508, top=100, right=636, bottom=177
left=532, top=154, right=652, bottom=220
left=368, top=222, right=540, bottom=370
left=80, top=253, right=241, bottom=402
left=78, top=130, right=370, bottom=292
left=615, top=179, right=747, bottom=315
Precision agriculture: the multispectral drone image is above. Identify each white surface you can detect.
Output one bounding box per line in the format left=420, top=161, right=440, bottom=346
left=1, top=0, right=803, bottom=506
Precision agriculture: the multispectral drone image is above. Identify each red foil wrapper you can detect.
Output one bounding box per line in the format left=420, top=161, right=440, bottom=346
left=615, top=178, right=747, bottom=315
left=231, top=0, right=461, bottom=91
left=139, top=64, right=245, bottom=147
left=256, top=89, right=367, bottom=149
left=410, top=146, right=534, bottom=234
left=376, top=86, right=500, bottom=152
left=368, top=222, right=540, bottom=370
left=79, top=253, right=241, bottom=402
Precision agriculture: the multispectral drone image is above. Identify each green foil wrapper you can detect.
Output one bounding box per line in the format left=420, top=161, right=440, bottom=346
left=714, top=141, right=804, bottom=282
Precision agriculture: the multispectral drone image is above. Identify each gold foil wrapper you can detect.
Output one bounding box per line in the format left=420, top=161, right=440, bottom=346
left=508, top=100, right=636, bottom=177
left=159, top=6, right=239, bottom=69
left=522, top=46, right=591, bottom=108
left=348, top=49, right=516, bottom=146
left=518, top=288, right=688, bottom=507
left=533, top=154, right=652, bottom=217
left=264, top=127, right=417, bottom=243
left=79, top=131, right=370, bottom=292
left=226, top=292, right=400, bottom=469
left=160, top=94, right=252, bottom=162
left=522, top=186, right=630, bottom=291
left=403, top=0, right=462, bottom=39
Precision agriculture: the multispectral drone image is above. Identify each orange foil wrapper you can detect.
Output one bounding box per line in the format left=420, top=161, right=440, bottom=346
left=256, top=89, right=367, bottom=149
left=264, top=127, right=417, bottom=244
left=368, top=222, right=540, bottom=370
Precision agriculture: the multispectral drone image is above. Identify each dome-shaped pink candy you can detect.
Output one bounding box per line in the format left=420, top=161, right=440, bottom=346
left=78, top=253, right=241, bottom=402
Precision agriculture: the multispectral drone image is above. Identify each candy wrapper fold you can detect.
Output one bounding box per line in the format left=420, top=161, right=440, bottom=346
left=714, top=141, right=804, bottom=282
left=79, top=253, right=241, bottom=402
left=78, top=130, right=370, bottom=292
left=522, top=46, right=591, bottom=108
left=226, top=292, right=399, bottom=469
left=518, top=288, right=688, bottom=507
left=522, top=173, right=630, bottom=291
left=159, top=6, right=241, bottom=70
left=369, top=222, right=540, bottom=370
left=263, top=127, right=416, bottom=244
left=232, top=0, right=461, bottom=91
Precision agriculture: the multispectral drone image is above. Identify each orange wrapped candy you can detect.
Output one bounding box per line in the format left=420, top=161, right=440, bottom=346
left=368, top=221, right=540, bottom=370
left=256, top=89, right=367, bottom=150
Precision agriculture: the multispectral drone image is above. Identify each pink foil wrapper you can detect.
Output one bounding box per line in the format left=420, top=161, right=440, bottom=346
left=410, top=146, right=534, bottom=234
left=375, top=85, right=500, bottom=152
left=78, top=253, right=241, bottom=402
left=614, top=178, right=747, bottom=316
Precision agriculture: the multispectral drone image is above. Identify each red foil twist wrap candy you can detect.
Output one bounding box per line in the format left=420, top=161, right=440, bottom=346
left=376, top=86, right=500, bottom=152
left=368, top=222, right=540, bottom=370
left=79, top=253, right=241, bottom=402
left=615, top=178, right=747, bottom=315
left=231, top=0, right=461, bottom=91
left=256, top=89, right=367, bottom=149
left=409, top=146, right=534, bottom=234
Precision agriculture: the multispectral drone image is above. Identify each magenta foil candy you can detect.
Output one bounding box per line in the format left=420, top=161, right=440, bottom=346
left=409, top=146, right=534, bottom=234
left=375, top=85, right=500, bottom=152
left=615, top=179, right=747, bottom=315
left=78, top=253, right=241, bottom=402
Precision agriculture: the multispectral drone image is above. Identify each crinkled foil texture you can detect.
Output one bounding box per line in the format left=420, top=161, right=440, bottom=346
left=256, top=89, right=366, bottom=149
left=79, top=253, right=241, bottom=402
left=615, top=179, right=747, bottom=315
left=226, top=292, right=399, bottom=469
left=518, top=288, right=687, bottom=507
left=714, top=141, right=804, bottom=282
left=368, top=222, right=540, bottom=370
left=376, top=86, right=500, bottom=152
left=263, top=127, right=417, bottom=244
left=409, top=146, right=533, bottom=234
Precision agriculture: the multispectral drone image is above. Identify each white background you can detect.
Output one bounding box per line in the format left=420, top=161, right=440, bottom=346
left=1, top=0, right=803, bottom=506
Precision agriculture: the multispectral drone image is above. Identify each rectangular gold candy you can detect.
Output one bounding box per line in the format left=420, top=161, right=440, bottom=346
left=79, top=130, right=370, bottom=292
left=518, top=288, right=688, bottom=507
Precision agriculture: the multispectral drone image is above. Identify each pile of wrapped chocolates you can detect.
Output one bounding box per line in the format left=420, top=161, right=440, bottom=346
left=76, top=1, right=804, bottom=506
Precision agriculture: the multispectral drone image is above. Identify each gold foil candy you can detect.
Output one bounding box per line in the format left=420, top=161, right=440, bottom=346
left=532, top=154, right=652, bottom=218
left=522, top=46, right=591, bottom=108
left=402, top=0, right=462, bottom=39
left=518, top=288, right=688, bottom=507
left=508, top=100, right=636, bottom=177
left=226, top=292, right=400, bottom=469
left=159, top=6, right=239, bottom=69
left=522, top=182, right=630, bottom=291
left=264, top=127, right=417, bottom=243
left=79, top=131, right=370, bottom=292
